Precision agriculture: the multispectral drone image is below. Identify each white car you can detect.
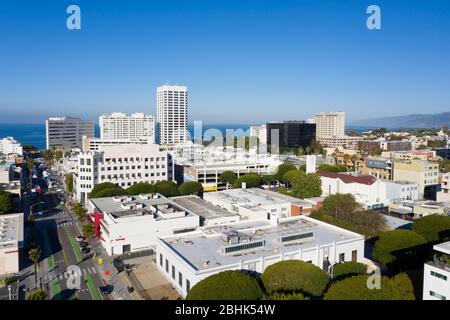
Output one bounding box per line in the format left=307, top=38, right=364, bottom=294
left=76, top=236, right=85, bottom=242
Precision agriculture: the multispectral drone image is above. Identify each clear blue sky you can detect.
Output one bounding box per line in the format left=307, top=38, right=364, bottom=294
left=0, top=0, right=449, bottom=124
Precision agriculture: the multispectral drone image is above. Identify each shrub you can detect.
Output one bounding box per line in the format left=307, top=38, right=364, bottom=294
left=126, top=182, right=157, bottom=195
left=178, top=181, right=203, bottom=196
left=155, top=181, right=179, bottom=197
left=26, top=289, right=47, bottom=300
left=372, top=230, right=427, bottom=266
left=261, top=260, right=329, bottom=297
left=332, top=262, right=367, bottom=279
left=186, top=271, right=263, bottom=300
left=1, top=275, right=18, bottom=285
left=412, top=215, right=450, bottom=242
left=261, top=292, right=309, bottom=300
left=390, top=273, right=415, bottom=300
left=324, top=275, right=402, bottom=300
left=0, top=189, right=13, bottom=213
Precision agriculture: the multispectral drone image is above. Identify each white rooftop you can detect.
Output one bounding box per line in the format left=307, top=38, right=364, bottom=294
left=434, top=241, right=450, bottom=255
left=159, top=216, right=364, bottom=271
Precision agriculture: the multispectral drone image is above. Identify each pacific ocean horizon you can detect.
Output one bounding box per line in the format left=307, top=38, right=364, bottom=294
left=0, top=123, right=376, bottom=150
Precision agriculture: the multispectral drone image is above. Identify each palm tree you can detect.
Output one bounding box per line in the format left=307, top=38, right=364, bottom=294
left=28, top=246, right=42, bottom=287
left=82, top=224, right=95, bottom=244
left=73, top=202, right=87, bottom=224
left=26, top=159, right=34, bottom=189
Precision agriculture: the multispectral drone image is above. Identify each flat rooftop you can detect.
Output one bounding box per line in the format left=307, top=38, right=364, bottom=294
left=171, top=196, right=238, bottom=220
left=205, top=188, right=308, bottom=209
left=160, top=216, right=363, bottom=271
left=434, top=241, right=450, bottom=255
left=90, top=194, right=196, bottom=220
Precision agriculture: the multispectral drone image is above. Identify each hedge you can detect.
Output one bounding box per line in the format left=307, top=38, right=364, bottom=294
left=332, top=262, right=367, bottom=279
left=324, top=275, right=402, bottom=300
left=261, top=260, right=329, bottom=297
left=412, top=215, right=450, bottom=242
left=186, top=271, right=263, bottom=300
left=372, top=230, right=427, bottom=265
left=155, top=181, right=179, bottom=197
left=89, top=182, right=120, bottom=198
left=91, top=187, right=128, bottom=198
left=261, top=292, right=309, bottom=300
left=390, top=273, right=415, bottom=300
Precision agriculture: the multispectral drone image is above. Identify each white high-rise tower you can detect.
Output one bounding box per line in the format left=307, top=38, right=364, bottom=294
left=157, top=84, right=188, bottom=145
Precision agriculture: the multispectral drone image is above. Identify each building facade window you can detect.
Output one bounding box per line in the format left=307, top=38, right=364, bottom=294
left=430, top=291, right=447, bottom=300
left=431, top=270, right=448, bottom=281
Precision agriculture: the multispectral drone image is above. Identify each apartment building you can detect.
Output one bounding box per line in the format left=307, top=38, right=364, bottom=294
left=74, top=144, right=173, bottom=203
left=437, top=173, right=450, bottom=202
left=384, top=150, right=437, bottom=162
left=317, top=136, right=362, bottom=150
left=0, top=213, right=24, bottom=276
left=156, top=216, right=365, bottom=298
left=266, top=121, right=316, bottom=149
left=314, top=112, right=345, bottom=138
left=157, top=85, right=188, bottom=145
left=0, top=137, right=22, bottom=155
left=99, top=112, right=155, bottom=143
left=87, top=194, right=200, bottom=255
left=361, top=157, right=393, bottom=180
left=423, top=241, right=450, bottom=300
left=46, top=117, right=94, bottom=150
left=392, top=159, right=440, bottom=199
left=357, top=140, right=412, bottom=155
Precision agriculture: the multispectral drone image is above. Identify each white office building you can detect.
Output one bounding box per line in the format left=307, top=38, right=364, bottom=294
left=0, top=137, right=22, bottom=155
left=82, top=136, right=150, bottom=152
left=384, top=180, right=420, bottom=203
left=249, top=124, right=267, bottom=146
left=157, top=85, right=188, bottom=145
left=0, top=213, right=24, bottom=277
left=314, top=112, right=345, bottom=138
left=156, top=216, right=365, bottom=298
left=74, top=144, right=173, bottom=203
left=46, top=117, right=94, bottom=150
left=99, top=112, right=155, bottom=144
left=423, top=241, right=450, bottom=300
left=88, top=194, right=200, bottom=256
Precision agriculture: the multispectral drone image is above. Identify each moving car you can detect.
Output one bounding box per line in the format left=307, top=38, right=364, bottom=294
left=81, top=247, right=91, bottom=254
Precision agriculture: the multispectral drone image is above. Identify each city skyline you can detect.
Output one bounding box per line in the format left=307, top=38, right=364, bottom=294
left=1, top=0, right=450, bottom=124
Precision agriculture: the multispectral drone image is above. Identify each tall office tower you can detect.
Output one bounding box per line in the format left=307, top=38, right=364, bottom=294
left=99, top=112, right=155, bottom=143
left=266, top=121, right=316, bottom=149
left=314, top=112, right=345, bottom=138
left=157, top=84, right=188, bottom=145
left=46, top=117, right=94, bottom=150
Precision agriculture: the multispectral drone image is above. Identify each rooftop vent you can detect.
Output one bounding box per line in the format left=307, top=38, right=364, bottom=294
left=222, top=240, right=265, bottom=255
left=280, top=232, right=314, bottom=244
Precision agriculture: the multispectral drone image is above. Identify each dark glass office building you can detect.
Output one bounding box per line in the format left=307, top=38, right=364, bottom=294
left=266, top=121, right=316, bottom=149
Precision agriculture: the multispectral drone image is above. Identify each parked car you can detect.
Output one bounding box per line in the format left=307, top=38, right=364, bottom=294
left=81, top=247, right=91, bottom=254
left=80, top=241, right=89, bottom=248
left=100, top=285, right=114, bottom=295
left=75, top=236, right=85, bottom=242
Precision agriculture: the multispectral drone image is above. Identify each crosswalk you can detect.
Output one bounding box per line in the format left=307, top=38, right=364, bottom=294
left=57, top=221, right=73, bottom=227
left=43, top=266, right=97, bottom=282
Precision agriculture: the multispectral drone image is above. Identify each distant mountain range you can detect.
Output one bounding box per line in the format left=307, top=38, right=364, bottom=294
left=349, top=112, right=450, bottom=129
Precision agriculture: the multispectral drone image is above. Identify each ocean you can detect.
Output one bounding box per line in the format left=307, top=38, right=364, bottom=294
left=0, top=123, right=252, bottom=150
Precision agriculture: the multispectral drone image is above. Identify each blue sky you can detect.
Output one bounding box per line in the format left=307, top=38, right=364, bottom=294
left=0, top=0, right=449, bottom=124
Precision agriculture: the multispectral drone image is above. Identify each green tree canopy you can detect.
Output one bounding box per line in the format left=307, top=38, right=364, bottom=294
left=261, top=292, right=309, bottom=300
left=390, top=272, right=415, bottom=300
left=324, top=275, right=403, bottom=300
left=219, top=171, right=238, bottom=185
left=261, top=260, right=329, bottom=297
left=372, top=230, right=427, bottom=266
left=318, top=163, right=347, bottom=173
left=92, top=187, right=128, bottom=198
left=186, top=271, right=263, bottom=300
left=290, top=173, right=322, bottom=199
left=126, top=182, right=157, bottom=196
left=155, top=180, right=179, bottom=197
left=282, top=170, right=304, bottom=185
left=26, top=289, right=47, bottom=300
left=321, top=194, right=361, bottom=216
left=233, top=173, right=262, bottom=188
left=178, top=181, right=203, bottom=196
left=65, top=173, right=74, bottom=193
left=275, top=163, right=297, bottom=181
left=0, top=189, right=14, bottom=213
left=90, top=182, right=121, bottom=198
left=261, top=174, right=276, bottom=185
left=412, top=214, right=450, bottom=243
left=332, top=262, right=367, bottom=279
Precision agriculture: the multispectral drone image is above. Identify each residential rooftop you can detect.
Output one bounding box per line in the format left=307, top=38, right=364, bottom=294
left=159, top=216, right=364, bottom=271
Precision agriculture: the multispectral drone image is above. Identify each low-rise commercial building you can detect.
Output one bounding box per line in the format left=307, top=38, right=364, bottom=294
left=423, top=241, right=450, bottom=300
left=358, top=140, right=412, bottom=154
left=156, top=216, right=365, bottom=298
left=0, top=213, right=24, bottom=276
left=88, top=194, right=200, bottom=256
left=317, top=136, right=362, bottom=150
left=392, top=159, right=440, bottom=199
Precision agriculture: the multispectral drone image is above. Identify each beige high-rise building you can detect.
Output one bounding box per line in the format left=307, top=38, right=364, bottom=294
left=314, top=112, right=345, bottom=138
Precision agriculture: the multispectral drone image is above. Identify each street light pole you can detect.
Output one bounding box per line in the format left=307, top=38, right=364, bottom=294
left=8, top=285, right=11, bottom=301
